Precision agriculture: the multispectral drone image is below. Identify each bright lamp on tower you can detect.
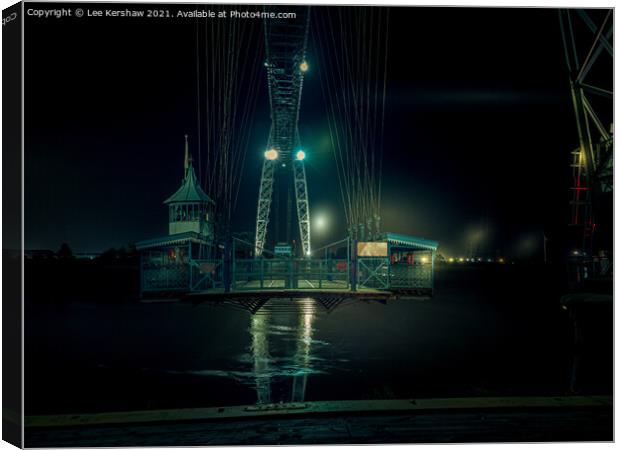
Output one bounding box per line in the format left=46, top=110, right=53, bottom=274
left=295, top=150, right=306, bottom=161
left=264, top=149, right=278, bottom=160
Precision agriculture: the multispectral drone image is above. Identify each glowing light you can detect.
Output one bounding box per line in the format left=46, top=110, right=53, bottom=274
left=296, top=150, right=306, bottom=161
left=448, top=257, right=455, bottom=263
left=264, top=149, right=278, bottom=160
left=420, top=256, right=429, bottom=264
left=458, top=257, right=464, bottom=262
left=498, top=257, right=505, bottom=263
left=300, top=61, right=309, bottom=72
left=306, top=250, right=311, bottom=256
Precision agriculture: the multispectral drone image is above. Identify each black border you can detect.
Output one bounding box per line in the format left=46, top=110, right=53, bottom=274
left=2, top=1, right=24, bottom=448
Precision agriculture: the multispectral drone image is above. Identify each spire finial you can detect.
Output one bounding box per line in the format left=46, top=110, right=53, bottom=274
left=183, top=134, right=189, bottom=176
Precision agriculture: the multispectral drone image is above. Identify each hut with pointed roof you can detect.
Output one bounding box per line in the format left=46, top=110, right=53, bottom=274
left=136, top=136, right=217, bottom=295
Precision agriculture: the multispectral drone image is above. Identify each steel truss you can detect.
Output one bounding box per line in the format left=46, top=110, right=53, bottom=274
left=255, top=6, right=311, bottom=257
left=255, top=155, right=277, bottom=257
left=293, top=157, right=311, bottom=255
left=559, top=9, right=613, bottom=254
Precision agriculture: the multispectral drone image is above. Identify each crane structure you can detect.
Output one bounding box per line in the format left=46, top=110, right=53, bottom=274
left=255, top=6, right=312, bottom=257
left=559, top=9, right=613, bottom=258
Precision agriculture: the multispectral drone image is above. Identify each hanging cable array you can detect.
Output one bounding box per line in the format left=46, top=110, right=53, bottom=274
left=312, top=6, right=390, bottom=242
left=195, top=6, right=265, bottom=236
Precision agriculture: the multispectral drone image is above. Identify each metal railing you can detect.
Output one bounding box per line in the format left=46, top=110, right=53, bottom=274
left=140, top=237, right=435, bottom=294
left=357, top=257, right=390, bottom=289
left=233, top=258, right=349, bottom=290
left=389, top=264, right=433, bottom=289
left=191, top=259, right=224, bottom=291
left=141, top=263, right=189, bottom=292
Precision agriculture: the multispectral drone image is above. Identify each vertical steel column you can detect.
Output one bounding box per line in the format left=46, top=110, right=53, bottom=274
left=223, top=237, right=232, bottom=293
left=255, top=157, right=277, bottom=257
left=350, top=239, right=357, bottom=291
left=139, top=252, right=144, bottom=298
left=231, top=239, right=236, bottom=290
left=431, top=250, right=436, bottom=296
left=293, top=158, right=311, bottom=256
left=188, top=242, right=193, bottom=291
left=388, top=241, right=393, bottom=290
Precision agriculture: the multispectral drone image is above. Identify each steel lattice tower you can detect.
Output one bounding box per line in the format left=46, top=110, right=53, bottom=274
left=559, top=9, right=613, bottom=257
left=255, top=6, right=311, bottom=257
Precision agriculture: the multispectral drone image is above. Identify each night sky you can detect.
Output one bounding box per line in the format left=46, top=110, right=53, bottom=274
left=24, top=4, right=604, bottom=259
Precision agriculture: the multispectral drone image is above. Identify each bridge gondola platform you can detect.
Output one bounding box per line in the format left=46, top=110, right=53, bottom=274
left=141, top=287, right=432, bottom=303
left=139, top=285, right=433, bottom=305
left=182, top=287, right=428, bottom=302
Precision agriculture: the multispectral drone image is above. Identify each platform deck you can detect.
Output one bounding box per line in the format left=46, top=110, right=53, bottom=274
left=184, top=286, right=396, bottom=302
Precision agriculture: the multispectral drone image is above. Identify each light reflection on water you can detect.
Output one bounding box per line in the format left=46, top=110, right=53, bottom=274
left=26, top=283, right=581, bottom=415
left=250, top=298, right=317, bottom=404
left=155, top=297, right=349, bottom=405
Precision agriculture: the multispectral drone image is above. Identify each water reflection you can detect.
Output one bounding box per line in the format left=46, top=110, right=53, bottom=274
left=292, top=306, right=314, bottom=402
left=27, top=281, right=589, bottom=415
left=249, top=298, right=318, bottom=404
left=250, top=313, right=272, bottom=403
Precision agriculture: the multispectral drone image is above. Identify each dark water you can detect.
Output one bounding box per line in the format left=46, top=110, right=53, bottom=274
left=25, top=265, right=611, bottom=415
